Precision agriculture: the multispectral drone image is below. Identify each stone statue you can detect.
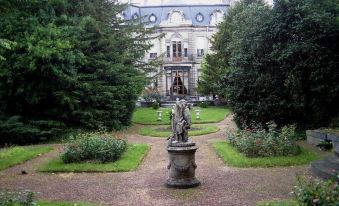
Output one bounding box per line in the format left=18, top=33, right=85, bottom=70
left=169, top=99, right=191, bottom=143
left=165, top=100, right=200, bottom=188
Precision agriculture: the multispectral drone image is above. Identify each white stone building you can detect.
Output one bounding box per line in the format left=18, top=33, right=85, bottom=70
left=122, top=0, right=230, bottom=100
left=123, top=0, right=271, bottom=100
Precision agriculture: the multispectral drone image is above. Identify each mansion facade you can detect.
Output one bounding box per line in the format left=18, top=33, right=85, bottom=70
left=124, top=0, right=231, bottom=100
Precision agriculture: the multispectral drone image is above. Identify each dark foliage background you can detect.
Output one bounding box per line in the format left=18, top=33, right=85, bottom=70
left=0, top=0, right=154, bottom=144
left=199, top=0, right=339, bottom=128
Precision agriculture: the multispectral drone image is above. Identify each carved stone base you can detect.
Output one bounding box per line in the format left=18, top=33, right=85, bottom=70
left=165, top=142, right=200, bottom=188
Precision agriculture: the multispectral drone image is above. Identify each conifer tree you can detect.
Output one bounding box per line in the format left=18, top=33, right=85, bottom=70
left=0, top=0, right=155, bottom=144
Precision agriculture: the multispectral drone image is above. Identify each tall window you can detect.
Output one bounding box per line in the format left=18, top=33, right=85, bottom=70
left=172, top=41, right=182, bottom=58
left=197, top=49, right=204, bottom=57
left=166, top=45, right=170, bottom=57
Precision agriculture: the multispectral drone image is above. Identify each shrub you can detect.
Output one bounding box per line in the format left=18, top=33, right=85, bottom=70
left=152, top=102, right=160, bottom=110
left=142, top=92, right=162, bottom=103
left=61, top=133, right=127, bottom=163
left=316, top=139, right=333, bottom=151
left=227, top=123, right=300, bottom=157
left=0, top=191, right=35, bottom=206
left=197, top=101, right=208, bottom=108
left=293, top=176, right=339, bottom=206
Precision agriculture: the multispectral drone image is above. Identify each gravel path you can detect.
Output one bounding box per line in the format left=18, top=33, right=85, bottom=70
left=0, top=115, right=311, bottom=206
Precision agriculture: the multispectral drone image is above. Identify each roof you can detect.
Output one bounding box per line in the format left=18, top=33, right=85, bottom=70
left=124, top=3, right=229, bottom=27
left=125, top=0, right=229, bottom=6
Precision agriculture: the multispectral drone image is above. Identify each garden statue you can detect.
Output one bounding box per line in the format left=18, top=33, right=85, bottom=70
left=169, top=99, right=191, bottom=143
left=165, top=99, right=200, bottom=188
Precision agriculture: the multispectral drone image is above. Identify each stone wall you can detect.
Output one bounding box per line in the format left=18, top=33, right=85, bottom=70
left=306, top=130, right=339, bottom=146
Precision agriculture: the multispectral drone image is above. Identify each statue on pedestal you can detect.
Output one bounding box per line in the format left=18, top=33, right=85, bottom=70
left=165, top=99, right=200, bottom=188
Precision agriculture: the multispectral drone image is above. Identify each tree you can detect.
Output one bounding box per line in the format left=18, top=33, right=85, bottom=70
left=205, top=0, right=339, bottom=128
left=0, top=0, right=154, bottom=144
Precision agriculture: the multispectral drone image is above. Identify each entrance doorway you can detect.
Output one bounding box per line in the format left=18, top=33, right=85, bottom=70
left=165, top=66, right=190, bottom=99
left=171, top=71, right=187, bottom=95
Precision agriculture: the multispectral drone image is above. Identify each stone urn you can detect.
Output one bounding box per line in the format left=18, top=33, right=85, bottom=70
left=311, top=141, right=339, bottom=179
left=166, top=142, right=200, bottom=188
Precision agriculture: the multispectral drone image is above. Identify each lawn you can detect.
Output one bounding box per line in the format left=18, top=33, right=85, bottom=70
left=213, top=141, right=321, bottom=168
left=0, top=146, right=53, bottom=171
left=256, top=200, right=298, bottom=206
left=132, top=106, right=231, bottom=125
left=138, top=124, right=219, bottom=137
left=39, top=144, right=149, bottom=172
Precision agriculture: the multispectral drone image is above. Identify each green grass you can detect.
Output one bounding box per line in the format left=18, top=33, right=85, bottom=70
left=39, top=144, right=149, bottom=172
left=257, top=200, right=298, bottom=206
left=37, top=201, right=95, bottom=206
left=0, top=146, right=53, bottom=171
left=213, top=141, right=321, bottom=168
left=132, top=106, right=231, bottom=125
left=137, top=124, right=219, bottom=137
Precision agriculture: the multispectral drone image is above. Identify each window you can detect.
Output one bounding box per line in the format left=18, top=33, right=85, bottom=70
left=196, top=13, right=204, bottom=22
left=166, top=46, right=170, bottom=57
left=184, top=48, right=188, bottom=57
left=172, top=41, right=182, bottom=58
left=132, top=13, right=139, bottom=20
left=210, top=10, right=224, bottom=26
left=149, top=14, right=157, bottom=23
left=149, top=53, right=157, bottom=59
left=169, top=10, right=184, bottom=24
left=197, top=49, right=204, bottom=57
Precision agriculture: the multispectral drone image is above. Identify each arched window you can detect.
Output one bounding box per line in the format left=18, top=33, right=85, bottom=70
left=169, top=10, right=185, bottom=24
left=210, top=10, right=224, bottom=26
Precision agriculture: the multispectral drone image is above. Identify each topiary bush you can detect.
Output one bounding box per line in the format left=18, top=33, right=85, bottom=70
left=61, top=133, right=127, bottom=163
left=227, top=122, right=300, bottom=157
left=293, top=176, right=339, bottom=206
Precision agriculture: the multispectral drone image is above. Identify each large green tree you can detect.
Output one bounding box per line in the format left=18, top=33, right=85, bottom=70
left=0, top=0, right=154, bottom=144
left=204, top=0, right=339, bottom=128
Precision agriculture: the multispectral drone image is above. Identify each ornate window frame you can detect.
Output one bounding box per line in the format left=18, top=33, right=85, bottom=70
left=210, top=9, right=224, bottom=26
left=149, top=13, right=157, bottom=23
left=132, top=12, right=139, bottom=20
left=195, top=12, right=204, bottom=23
left=168, top=9, right=185, bottom=23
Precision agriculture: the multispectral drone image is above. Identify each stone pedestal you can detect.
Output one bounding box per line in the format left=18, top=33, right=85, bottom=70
left=165, top=142, right=200, bottom=188
left=311, top=141, right=339, bottom=179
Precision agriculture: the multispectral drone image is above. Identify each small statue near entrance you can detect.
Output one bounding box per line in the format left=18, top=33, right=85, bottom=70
left=169, top=99, right=191, bottom=143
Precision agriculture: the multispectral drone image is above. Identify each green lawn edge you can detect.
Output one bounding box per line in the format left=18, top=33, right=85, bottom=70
left=137, top=124, right=220, bottom=137
left=256, top=200, right=299, bottom=206
left=132, top=107, right=231, bottom=125
left=213, top=141, right=321, bottom=168
left=38, top=144, right=150, bottom=173
left=0, top=146, right=54, bottom=171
